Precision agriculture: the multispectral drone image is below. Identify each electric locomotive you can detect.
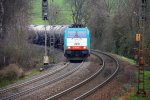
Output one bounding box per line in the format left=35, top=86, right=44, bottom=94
left=64, top=24, right=90, bottom=60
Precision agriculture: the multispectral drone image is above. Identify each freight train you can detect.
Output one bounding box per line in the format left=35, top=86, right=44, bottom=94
left=28, top=25, right=68, bottom=49
left=29, top=24, right=90, bottom=61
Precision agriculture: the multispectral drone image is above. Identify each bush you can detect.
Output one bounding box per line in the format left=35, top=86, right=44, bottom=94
left=0, top=64, right=24, bottom=80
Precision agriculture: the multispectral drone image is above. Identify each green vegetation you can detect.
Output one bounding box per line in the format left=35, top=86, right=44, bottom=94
left=0, top=0, right=43, bottom=88
left=129, top=71, right=150, bottom=100
left=31, top=0, right=44, bottom=24
left=114, top=54, right=150, bottom=100
left=113, top=54, right=150, bottom=99
left=0, top=64, right=22, bottom=87
left=0, top=68, right=41, bottom=88
left=24, top=69, right=41, bottom=79
left=129, top=96, right=150, bottom=100
left=31, top=0, right=72, bottom=24
left=144, top=71, right=150, bottom=90
left=112, top=54, right=136, bottom=65
left=0, top=79, right=15, bottom=88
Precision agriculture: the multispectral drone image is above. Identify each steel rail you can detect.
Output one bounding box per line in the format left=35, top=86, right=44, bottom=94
left=0, top=62, right=69, bottom=94
left=45, top=51, right=105, bottom=100
left=1, top=62, right=84, bottom=100
left=74, top=50, right=119, bottom=100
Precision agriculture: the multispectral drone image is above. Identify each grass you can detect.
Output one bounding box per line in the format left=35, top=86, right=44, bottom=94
left=31, top=0, right=72, bottom=25
left=129, top=71, right=150, bottom=100
left=113, top=54, right=150, bottom=100
left=31, top=0, right=45, bottom=24
left=144, top=71, right=150, bottom=89
left=0, top=79, right=16, bottom=88
left=129, top=96, right=150, bottom=100
left=0, top=68, right=41, bottom=88
left=24, top=68, right=41, bottom=79
left=112, top=54, right=136, bottom=65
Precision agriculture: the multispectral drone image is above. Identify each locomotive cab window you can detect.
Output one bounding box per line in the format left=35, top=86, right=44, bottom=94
left=67, top=31, right=86, bottom=38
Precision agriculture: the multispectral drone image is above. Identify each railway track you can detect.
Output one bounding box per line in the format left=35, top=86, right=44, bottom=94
left=0, top=62, right=85, bottom=100
left=0, top=63, right=68, bottom=94
left=0, top=50, right=119, bottom=100
left=45, top=50, right=119, bottom=100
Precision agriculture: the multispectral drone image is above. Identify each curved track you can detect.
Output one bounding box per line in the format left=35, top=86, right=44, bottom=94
left=0, top=63, right=69, bottom=94
left=0, top=50, right=119, bottom=100
left=45, top=50, right=119, bottom=100
left=0, top=62, right=84, bottom=100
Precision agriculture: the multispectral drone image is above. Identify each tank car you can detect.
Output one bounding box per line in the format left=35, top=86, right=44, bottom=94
left=28, top=25, right=68, bottom=49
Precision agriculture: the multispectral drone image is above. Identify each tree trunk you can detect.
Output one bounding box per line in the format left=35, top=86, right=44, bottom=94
left=0, top=0, right=4, bottom=37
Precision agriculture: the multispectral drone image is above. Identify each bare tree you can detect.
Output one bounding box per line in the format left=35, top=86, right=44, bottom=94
left=48, top=3, right=60, bottom=24
left=64, top=0, right=150, bottom=64
left=0, top=0, right=4, bottom=38
left=103, top=0, right=119, bottom=14
left=64, top=0, right=87, bottom=24
left=0, top=0, right=32, bottom=68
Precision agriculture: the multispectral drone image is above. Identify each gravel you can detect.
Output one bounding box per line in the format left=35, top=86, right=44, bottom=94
left=84, top=55, right=137, bottom=100
left=18, top=55, right=99, bottom=100
left=56, top=52, right=117, bottom=100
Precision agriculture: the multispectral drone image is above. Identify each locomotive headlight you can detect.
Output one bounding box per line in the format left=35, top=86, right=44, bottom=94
left=83, top=46, right=87, bottom=49
left=67, top=46, right=71, bottom=49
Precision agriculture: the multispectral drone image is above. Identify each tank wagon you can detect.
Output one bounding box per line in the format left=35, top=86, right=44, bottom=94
left=64, top=24, right=90, bottom=61
left=29, top=25, right=68, bottom=49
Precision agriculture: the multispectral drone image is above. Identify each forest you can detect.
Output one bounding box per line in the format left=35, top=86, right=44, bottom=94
left=0, top=0, right=150, bottom=84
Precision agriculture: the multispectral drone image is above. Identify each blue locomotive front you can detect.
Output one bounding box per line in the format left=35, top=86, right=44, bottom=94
left=64, top=26, right=90, bottom=60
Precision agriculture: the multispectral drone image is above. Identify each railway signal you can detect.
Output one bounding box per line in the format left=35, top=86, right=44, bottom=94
left=136, top=0, right=147, bottom=96
left=42, top=0, right=48, bottom=20
left=136, top=33, right=141, bottom=42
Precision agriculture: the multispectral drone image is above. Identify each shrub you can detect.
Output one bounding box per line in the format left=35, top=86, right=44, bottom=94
left=0, top=64, right=24, bottom=80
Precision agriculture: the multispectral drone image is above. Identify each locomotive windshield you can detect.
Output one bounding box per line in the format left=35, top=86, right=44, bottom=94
left=67, top=31, right=86, bottom=38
